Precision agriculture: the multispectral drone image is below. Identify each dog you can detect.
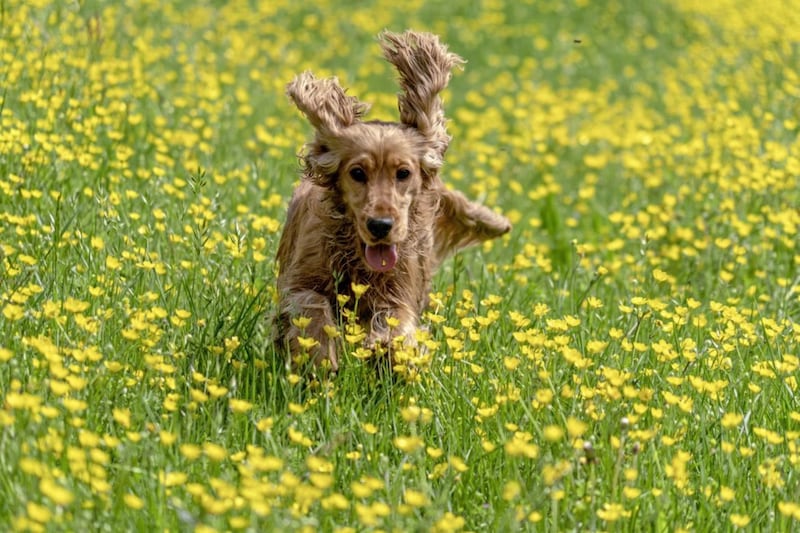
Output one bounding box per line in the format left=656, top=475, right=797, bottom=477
left=275, top=30, right=511, bottom=371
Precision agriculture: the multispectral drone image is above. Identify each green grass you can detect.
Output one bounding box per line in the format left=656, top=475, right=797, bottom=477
left=1, top=0, right=799, bottom=531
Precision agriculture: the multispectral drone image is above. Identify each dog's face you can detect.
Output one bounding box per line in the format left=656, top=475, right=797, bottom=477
left=334, top=124, right=426, bottom=272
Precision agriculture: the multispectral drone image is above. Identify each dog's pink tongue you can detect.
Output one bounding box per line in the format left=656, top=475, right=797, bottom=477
left=365, top=244, right=398, bottom=272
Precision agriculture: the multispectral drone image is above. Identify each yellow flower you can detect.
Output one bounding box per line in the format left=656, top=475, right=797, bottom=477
left=623, top=486, right=641, bottom=499
left=652, top=268, right=669, bottom=282
left=250, top=454, right=283, bottom=472
left=39, top=406, right=58, bottom=419
left=394, top=435, right=424, bottom=453
left=297, top=336, right=319, bottom=350
left=778, top=501, right=800, bottom=519
left=504, top=432, right=539, bottom=459
left=351, top=481, right=375, bottom=499
left=323, top=324, right=340, bottom=339
left=223, top=336, right=240, bottom=352
left=351, top=282, right=369, bottom=298
left=730, top=514, right=751, bottom=528
left=203, top=443, right=228, bottom=461
left=566, top=417, right=588, bottom=438
left=586, top=339, right=608, bottom=354
left=124, top=493, right=144, bottom=510
left=753, top=427, right=783, bottom=445
left=3, top=304, right=24, bottom=321
left=190, top=389, right=209, bottom=403
left=534, top=388, right=553, bottom=405
left=63, top=398, right=88, bottom=412
left=288, top=427, right=313, bottom=447
left=355, top=503, right=379, bottom=527
left=543, top=425, right=564, bottom=442
left=229, top=516, right=249, bottom=529
left=161, top=471, right=188, bottom=487
left=50, top=381, right=71, bottom=396
left=449, top=456, right=468, bottom=472
left=159, top=431, right=177, bottom=445
left=207, top=384, right=228, bottom=398
left=404, top=488, right=430, bottom=507
left=26, top=501, right=51, bottom=523
left=64, top=297, right=90, bottom=313
left=719, top=486, right=735, bottom=502
left=310, top=473, right=333, bottom=489
left=180, top=444, right=202, bottom=460
left=104, top=361, right=123, bottom=372
left=721, top=412, right=743, bottom=429
left=292, top=316, right=312, bottom=329
left=597, top=502, right=629, bottom=522
left=502, top=480, right=521, bottom=501
left=322, top=493, right=350, bottom=511
left=40, top=478, right=74, bottom=506
left=432, top=511, right=465, bottom=532
left=229, top=398, right=253, bottom=413
left=255, top=417, right=274, bottom=431
left=401, top=405, right=421, bottom=422
left=427, top=447, right=444, bottom=458
left=542, top=461, right=572, bottom=486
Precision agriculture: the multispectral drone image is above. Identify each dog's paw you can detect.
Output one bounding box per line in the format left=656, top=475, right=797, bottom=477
left=364, top=332, right=392, bottom=356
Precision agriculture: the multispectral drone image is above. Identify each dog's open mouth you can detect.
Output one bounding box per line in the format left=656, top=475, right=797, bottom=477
left=365, top=243, right=398, bottom=272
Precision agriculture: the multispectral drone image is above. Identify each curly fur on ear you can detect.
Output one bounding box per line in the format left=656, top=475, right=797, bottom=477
left=286, top=71, right=370, bottom=135
left=380, top=30, right=465, bottom=165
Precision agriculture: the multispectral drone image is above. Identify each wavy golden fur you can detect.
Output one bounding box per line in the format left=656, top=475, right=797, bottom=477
left=276, top=30, right=511, bottom=371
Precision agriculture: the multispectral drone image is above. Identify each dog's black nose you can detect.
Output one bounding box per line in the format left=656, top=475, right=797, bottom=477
left=366, top=217, right=394, bottom=239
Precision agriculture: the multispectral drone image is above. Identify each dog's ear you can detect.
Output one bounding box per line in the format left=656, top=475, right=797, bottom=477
left=287, top=71, right=369, bottom=135
left=287, top=72, right=370, bottom=186
left=433, top=187, right=511, bottom=267
left=380, top=30, right=464, bottom=176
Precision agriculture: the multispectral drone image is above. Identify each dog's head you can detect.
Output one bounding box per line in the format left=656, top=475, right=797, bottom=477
left=287, top=31, right=464, bottom=272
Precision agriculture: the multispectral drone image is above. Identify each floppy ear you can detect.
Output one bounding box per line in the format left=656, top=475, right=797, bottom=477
left=287, top=72, right=370, bottom=185
left=286, top=71, right=369, bottom=135
left=433, top=187, right=511, bottom=267
left=380, top=31, right=464, bottom=175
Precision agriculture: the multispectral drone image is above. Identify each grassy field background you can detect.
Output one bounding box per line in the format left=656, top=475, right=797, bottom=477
left=1, top=0, right=799, bottom=531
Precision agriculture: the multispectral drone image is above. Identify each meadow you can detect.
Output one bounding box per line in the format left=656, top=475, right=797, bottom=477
left=1, top=0, right=799, bottom=531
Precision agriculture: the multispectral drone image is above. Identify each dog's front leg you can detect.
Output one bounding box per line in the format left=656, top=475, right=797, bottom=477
left=366, top=304, right=418, bottom=357
left=279, top=290, right=338, bottom=371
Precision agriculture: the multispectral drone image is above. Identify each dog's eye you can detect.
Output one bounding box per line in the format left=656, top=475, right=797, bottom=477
left=396, top=169, right=411, bottom=181
left=349, top=167, right=367, bottom=183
